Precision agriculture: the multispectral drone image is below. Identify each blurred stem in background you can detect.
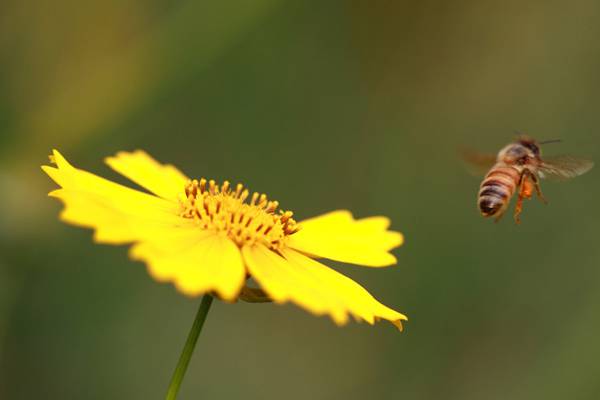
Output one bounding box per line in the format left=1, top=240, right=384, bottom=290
left=166, top=294, right=214, bottom=400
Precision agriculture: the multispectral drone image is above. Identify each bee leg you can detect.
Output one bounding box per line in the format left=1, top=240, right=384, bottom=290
left=494, top=210, right=506, bottom=223
left=513, top=194, right=524, bottom=224
left=530, top=173, right=548, bottom=204
left=513, top=171, right=529, bottom=224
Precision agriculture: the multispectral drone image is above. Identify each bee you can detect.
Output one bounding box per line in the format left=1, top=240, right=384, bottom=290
left=464, top=136, right=594, bottom=224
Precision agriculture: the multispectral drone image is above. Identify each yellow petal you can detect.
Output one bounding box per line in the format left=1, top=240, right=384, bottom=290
left=131, top=233, right=246, bottom=301
left=105, top=150, right=189, bottom=202
left=242, top=245, right=407, bottom=330
left=42, top=150, right=189, bottom=244
left=288, top=210, right=404, bottom=267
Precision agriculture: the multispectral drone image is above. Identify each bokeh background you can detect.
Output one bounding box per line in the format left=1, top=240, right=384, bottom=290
left=1, top=1, right=599, bottom=399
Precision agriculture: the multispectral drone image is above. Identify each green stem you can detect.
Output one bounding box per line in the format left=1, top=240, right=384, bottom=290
left=166, top=294, right=214, bottom=400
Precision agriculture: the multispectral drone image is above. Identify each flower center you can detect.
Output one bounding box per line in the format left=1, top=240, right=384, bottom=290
left=180, top=179, right=299, bottom=249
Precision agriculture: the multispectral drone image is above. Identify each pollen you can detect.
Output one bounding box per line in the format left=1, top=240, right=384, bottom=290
left=180, top=179, right=299, bottom=249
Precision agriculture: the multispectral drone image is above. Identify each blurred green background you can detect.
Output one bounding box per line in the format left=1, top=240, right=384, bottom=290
left=1, top=1, right=599, bottom=399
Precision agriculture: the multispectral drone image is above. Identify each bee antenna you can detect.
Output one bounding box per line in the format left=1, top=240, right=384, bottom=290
left=539, top=139, right=562, bottom=145
left=513, top=130, right=531, bottom=141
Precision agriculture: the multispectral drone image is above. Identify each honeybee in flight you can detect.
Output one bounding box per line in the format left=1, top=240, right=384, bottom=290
left=465, top=136, right=594, bottom=224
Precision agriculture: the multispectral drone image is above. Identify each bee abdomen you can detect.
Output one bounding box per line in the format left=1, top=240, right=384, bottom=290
left=479, top=185, right=510, bottom=200
left=478, top=166, right=519, bottom=217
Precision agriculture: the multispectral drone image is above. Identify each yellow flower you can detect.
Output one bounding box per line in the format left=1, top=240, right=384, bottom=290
left=42, top=150, right=407, bottom=330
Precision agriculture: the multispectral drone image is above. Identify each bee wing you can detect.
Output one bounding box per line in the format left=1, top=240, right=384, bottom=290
left=538, top=155, right=594, bottom=180
left=460, top=148, right=497, bottom=176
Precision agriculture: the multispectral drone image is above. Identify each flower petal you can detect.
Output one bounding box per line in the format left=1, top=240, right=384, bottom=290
left=105, top=150, right=189, bottom=201
left=42, top=150, right=190, bottom=244
left=43, top=151, right=244, bottom=300
left=242, top=245, right=407, bottom=330
left=288, top=210, right=404, bottom=267
left=131, top=233, right=246, bottom=301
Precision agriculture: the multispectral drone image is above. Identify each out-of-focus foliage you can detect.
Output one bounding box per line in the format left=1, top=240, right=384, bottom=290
left=1, top=1, right=599, bottom=399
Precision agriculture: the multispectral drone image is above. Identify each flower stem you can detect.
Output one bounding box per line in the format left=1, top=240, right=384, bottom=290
left=166, top=294, right=214, bottom=400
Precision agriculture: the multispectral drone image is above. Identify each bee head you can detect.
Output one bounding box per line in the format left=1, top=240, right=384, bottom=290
left=499, top=142, right=534, bottom=165
left=517, top=136, right=540, bottom=156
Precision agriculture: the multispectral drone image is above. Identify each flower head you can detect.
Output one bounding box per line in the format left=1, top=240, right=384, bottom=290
left=42, top=150, right=407, bottom=330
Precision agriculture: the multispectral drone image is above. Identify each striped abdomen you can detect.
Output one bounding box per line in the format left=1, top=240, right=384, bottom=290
left=478, top=165, right=521, bottom=217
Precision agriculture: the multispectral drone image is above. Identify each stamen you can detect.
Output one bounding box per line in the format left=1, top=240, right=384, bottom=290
left=234, top=183, right=243, bottom=198
left=221, top=180, right=230, bottom=194
left=180, top=179, right=299, bottom=249
left=208, top=179, right=217, bottom=195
